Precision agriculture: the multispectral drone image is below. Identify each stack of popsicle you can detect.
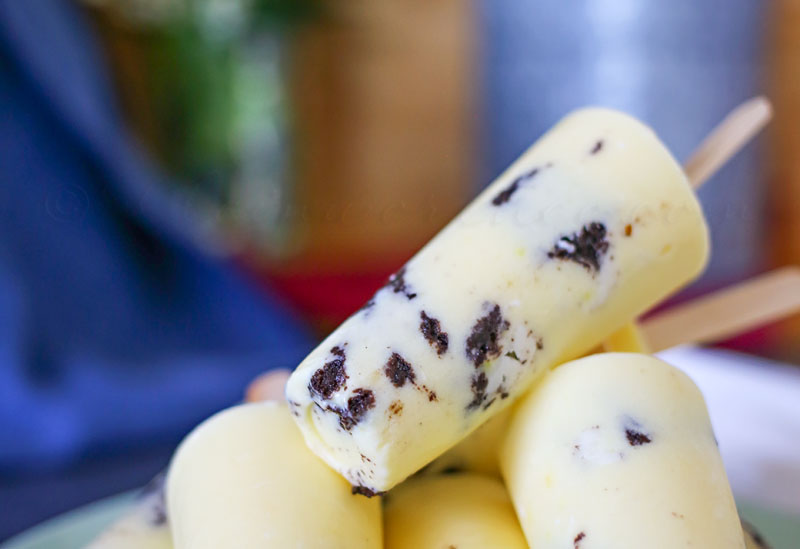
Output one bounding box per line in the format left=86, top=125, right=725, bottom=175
left=88, top=100, right=784, bottom=548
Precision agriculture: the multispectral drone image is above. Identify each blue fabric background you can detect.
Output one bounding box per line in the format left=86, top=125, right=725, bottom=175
left=0, top=0, right=313, bottom=472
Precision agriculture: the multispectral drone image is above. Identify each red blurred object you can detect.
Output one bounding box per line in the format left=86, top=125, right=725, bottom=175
left=241, top=256, right=409, bottom=334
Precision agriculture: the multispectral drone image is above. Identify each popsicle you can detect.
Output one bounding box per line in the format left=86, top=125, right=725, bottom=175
left=384, top=473, right=527, bottom=549
left=286, top=108, right=710, bottom=493
left=85, top=475, right=172, bottom=549
left=166, top=402, right=381, bottom=549
left=501, top=352, right=744, bottom=548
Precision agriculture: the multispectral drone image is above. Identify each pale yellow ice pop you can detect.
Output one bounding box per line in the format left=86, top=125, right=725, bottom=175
left=384, top=473, right=527, bottom=549
left=166, top=402, right=381, bottom=549
left=286, top=108, right=709, bottom=493
left=501, top=353, right=744, bottom=548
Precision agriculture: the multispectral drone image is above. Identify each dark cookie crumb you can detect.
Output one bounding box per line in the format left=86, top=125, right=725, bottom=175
left=590, top=139, right=604, bottom=154
left=624, top=418, right=652, bottom=446
left=329, top=388, right=376, bottom=431
left=466, top=304, right=510, bottom=368
left=420, top=311, right=449, bottom=355
left=548, top=222, right=609, bottom=273
left=467, top=371, right=489, bottom=410
left=309, top=346, right=348, bottom=399
left=482, top=397, right=497, bottom=410
left=388, top=400, right=404, bottom=417
left=574, top=531, right=586, bottom=548
left=505, top=350, right=520, bottom=361
left=352, top=485, right=386, bottom=498
left=491, top=166, right=543, bottom=206
left=346, top=388, right=376, bottom=425
left=386, top=266, right=417, bottom=300
left=421, top=386, right=439, bottom=402
left=385, top=352, right=416, bottom=388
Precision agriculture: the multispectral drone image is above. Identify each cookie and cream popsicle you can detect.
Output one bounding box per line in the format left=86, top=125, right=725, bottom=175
left=166, top=402, right=381, bottom=549
left=286, top=108, right=709, bottom=493
left=501, top=353, right=744, bottom=549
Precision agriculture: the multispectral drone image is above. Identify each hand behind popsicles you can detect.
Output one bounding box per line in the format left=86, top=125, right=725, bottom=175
left=244, top=369, right=291, bottom=402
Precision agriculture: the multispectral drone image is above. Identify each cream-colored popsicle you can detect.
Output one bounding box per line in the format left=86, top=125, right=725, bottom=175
left=166, top=402, right=381, bottom=549
left=501, top=353, right=744, bottom=548
left=384, top=473, right=527, bottom=549
left=85, top=476, right=172, bottom=549
left=286, top=108, right=709, bottom=493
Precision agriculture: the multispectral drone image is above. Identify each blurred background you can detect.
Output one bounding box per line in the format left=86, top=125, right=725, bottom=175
left=0, top=0, right=798, bottom=541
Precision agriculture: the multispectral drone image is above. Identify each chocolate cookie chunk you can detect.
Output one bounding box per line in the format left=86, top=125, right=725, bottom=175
left=548, top=222, right=609, bottom=273
left=466, top=304, right=510, bottom=368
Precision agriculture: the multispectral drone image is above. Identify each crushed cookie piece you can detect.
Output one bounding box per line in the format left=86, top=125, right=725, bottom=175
left=624, top=223, right=633, bottom=237
left=492, top=166, right=545, bottom=206
left=548, top=222, right=609, bottom=273
left=385, top=352, right=416, bottom=388
left=330, top=388, right=376, bottom=431
left=309, top=346, right=348, bottom=399
left=590, top=139, right=604, bottom=154
left=574, top=531, right=586, bottom=548
left=505, top=350, right=520, bottom=361
left=424, top=388, right=439, bottom=402
left=467, top=371, right=489, bottom=410
left=388, top=400, right=404, bottom=417
left=466, top=304, right=510, bottom=368
left=347, top=389, right=375, bottom=423
left=352, top=485, right=385, bottom=498
left=624, top=418, right=652, bottom=446
left=420, top=311, right=449, bottom=355
left=386, top=266, right=417, bottom=300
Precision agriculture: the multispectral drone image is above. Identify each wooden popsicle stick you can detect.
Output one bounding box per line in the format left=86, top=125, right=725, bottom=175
left=684, top=96, right=773, bottom=188
left=640, top=266, right=800, bottom=352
